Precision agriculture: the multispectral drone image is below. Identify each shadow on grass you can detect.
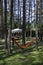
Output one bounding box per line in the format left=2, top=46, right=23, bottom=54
left=22, top=60, right=43, bottom=65
left=32, top=62, right=43, bottom=65
left=0, top=45, right=34, bottom=60
left=0, top=60, right=8, bottom=65
left=0, top=46, right=5, bottom=50
left=0, top=58, right=43, bottom=65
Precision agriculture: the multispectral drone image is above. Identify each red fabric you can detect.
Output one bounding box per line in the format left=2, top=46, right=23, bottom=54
left=12, top=38, right=32, bottom=49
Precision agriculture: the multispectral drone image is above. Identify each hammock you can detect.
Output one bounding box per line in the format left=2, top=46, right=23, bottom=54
left=12, top=38, right=33, bottom=49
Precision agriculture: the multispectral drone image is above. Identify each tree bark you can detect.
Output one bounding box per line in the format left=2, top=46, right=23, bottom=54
left=4, top=0, right=9, bottom=54
left=22, top=0, right=26, bottom=45
left=10, top=0, right=14, bottom=48
left=19, top=0, right=21, bottom=28
left=1, top=0, right=4, bottom=38
left=36, top=0, right=38, bottom=49
left=0, top=0, right=4, bottom=38
left=18, top=0, right=19, bottom=28
left=40, top=0, right=42, bottom=41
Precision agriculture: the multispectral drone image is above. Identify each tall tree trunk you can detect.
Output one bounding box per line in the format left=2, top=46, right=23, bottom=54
left=4, top=0, right=9, bottom=53
left=7, top=0, right=13, bottom=54
left=0, top=0, right=2, bottom=38
left=36, top=0, right=38, bottom=49
left=40, top=0, right=42, bottom=41
left=1, top=0, right=4, bottom=38
left=10, top=0, right=13, bottom=48
left=18, top=0, right=19, bottom=28
left=0, top=0, right=4, bottom=38
left=30, top=0, right=32, bottom=39
left=19, top=0, right=21, bottom=28
left=22, top=0, right=26, bottom=45
left=18, top=0, right=21, bottom=28
left=28, top=0, right=30, bottom=37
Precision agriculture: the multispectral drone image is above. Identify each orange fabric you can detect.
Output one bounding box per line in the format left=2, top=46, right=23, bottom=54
left=12, top=38, right=32, bottom=49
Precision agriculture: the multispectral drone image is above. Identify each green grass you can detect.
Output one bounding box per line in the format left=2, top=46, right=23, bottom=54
left=0, top=50, right=43, bottom=65
left=0, top=40, right=43, bottom=65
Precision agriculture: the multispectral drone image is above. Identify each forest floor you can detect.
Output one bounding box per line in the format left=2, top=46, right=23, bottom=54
left=0, top=39, right=43, bottom=65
